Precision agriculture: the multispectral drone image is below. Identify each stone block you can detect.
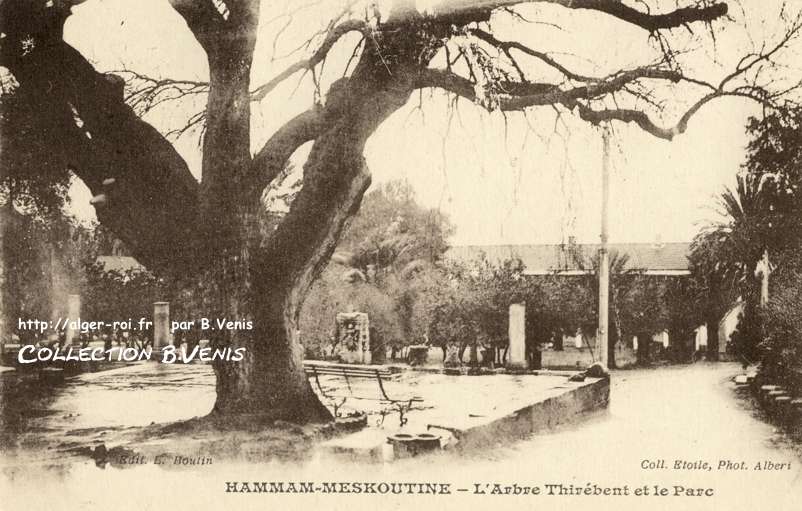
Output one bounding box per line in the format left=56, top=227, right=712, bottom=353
left=506, top=303, right=526, bottom=370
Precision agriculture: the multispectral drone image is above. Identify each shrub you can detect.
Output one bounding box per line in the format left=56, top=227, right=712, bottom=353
left=760, top=255, right=802, bottom=394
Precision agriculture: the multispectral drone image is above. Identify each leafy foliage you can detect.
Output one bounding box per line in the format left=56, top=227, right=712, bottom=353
left=336, top=180, right=454, bottom=277
left=426, top=251, right=694, bottom=367
left=760, top=255, right=802, bottom=393
left=2, top=207, right=93, bottom=341
left=743, top=109, right=802, bottom=259
left=690, top=107, right=802, bottom=366
left=299, top=180, right=454, bottom=359
left=689, top=173, right=773, bottom=358
left=0, top=89, right=73, bottom=221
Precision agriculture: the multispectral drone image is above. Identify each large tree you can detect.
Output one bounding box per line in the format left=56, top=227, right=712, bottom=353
left=1, top=0, right=798, bottom=424
left=691, top=107, right=802, bottom=362
left=691, top=171, right=787, bottom=360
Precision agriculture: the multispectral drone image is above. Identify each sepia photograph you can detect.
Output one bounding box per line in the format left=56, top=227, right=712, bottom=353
left=1, top=0, right=801, bottom=509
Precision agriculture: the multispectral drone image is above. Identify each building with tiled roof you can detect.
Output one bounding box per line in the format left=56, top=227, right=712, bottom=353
left=445, top=241, right=734, bottom=356
left=447, top=241, right=690, bottom=276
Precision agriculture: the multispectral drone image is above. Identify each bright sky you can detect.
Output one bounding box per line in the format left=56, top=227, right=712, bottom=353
left=62, top=0, right=800, bottom=246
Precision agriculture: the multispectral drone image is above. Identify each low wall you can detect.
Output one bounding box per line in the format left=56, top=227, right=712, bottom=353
left=319, top=374, right=611, bottom=462
left=743, top=375, right=802, bottom=440
left=453, top=377, right=610, bottom=451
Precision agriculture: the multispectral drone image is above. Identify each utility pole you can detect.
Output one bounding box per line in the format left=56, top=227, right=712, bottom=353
left=598, top=127, right=611, bottom=367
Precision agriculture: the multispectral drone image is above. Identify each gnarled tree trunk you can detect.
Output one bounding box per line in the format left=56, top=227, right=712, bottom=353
left=205, top=5, right=427, bottom=421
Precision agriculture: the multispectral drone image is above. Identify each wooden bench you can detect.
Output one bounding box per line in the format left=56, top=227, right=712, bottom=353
left=303, top=361, right=423, bottom=426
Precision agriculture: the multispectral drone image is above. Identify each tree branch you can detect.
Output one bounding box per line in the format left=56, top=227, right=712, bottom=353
left=5, top=40, right=202, bottom=274
left=417, top=68, right=734, bottom=140
left=500, top=67, right=682, bottom=109
left=470, top=28, right=599, bottom=83
left=248, top=107, right=328, bottom=196
left=251, top=19, right=367, bottom=101
left=424, top=0, right=728, bottom=31
left=571, top=99, right=713, bottom=140
left=417, top=68, right=478, bottom=100
left=417, top=66, right=681, bottom=107
left=111, top=69, right=209, bottom=117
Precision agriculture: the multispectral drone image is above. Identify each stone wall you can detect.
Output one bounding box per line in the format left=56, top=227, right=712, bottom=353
left=455, top=377, right=610, bottom=451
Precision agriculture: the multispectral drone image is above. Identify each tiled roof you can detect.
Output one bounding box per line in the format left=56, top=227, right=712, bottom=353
left=447, top=242, right=690, bottom=274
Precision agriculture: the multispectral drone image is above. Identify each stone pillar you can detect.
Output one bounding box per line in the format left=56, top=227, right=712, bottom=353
left=358, top=313, right=370, bottom=364
left=152, top=302, right=170, bottom=352
left=759, top=249, right=770, bottom=307
left=65, top=294, right=81, bottom=345
left=694, top=325, right=707, bottom=351
left=335, top=312, right=370, bottom=364
left=506, top=303, right=527, bottom=370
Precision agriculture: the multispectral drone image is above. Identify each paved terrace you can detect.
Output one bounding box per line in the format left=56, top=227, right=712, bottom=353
left=0, top=362, right=606, bottom=462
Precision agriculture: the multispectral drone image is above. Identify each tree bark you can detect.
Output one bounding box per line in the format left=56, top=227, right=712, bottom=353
left=208, top=153, right=373, bottom=421
left=458, top=341, right=468, bottom=363
left=706, top=318, right=720, bottom=361
left=608, top=323, right=619, bottom=369
left=636, top=331, right=651, bottom=366
left=554, top=333, right=564, bottom=351
left=210, top=303, right=332, bottom=421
